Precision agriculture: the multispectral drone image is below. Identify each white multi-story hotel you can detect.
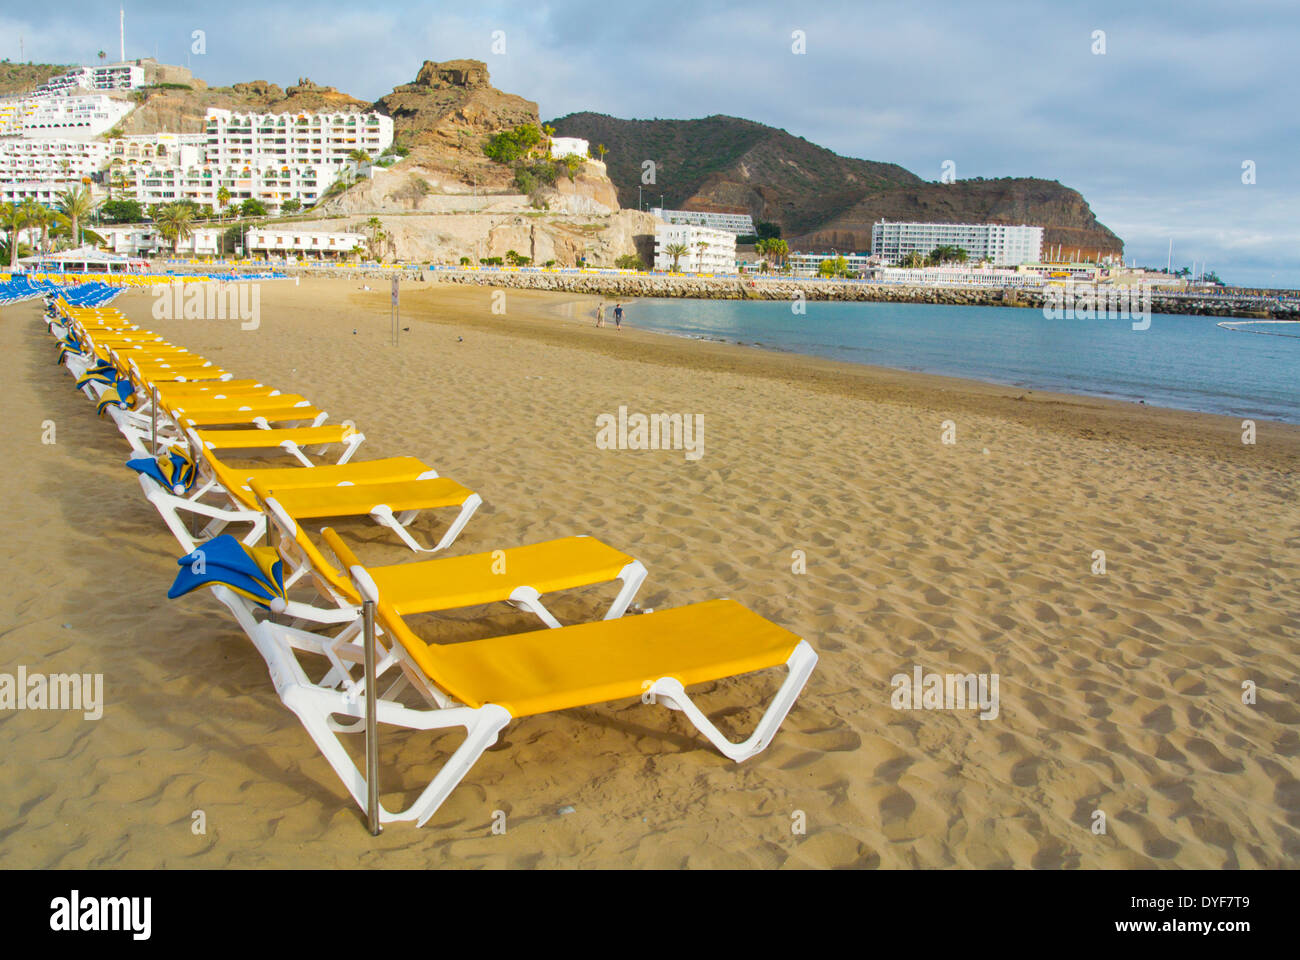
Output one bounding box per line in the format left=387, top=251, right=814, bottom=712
left=549, top=136, right=589, bottom=159
left=871, top=221, right=1044, bottom=267
left=98, top=224, right=222, bottom=257
left=248, top=228, right=368, bottom=259
left=788, top=252, right=878, bottom=276
left=107, top=108, right=391, bottom=214
left=203, top=109, right=393, bottom=169
left=0, top=94, right=134, bottom=139
left=108, top=133, right=207, bottom=169
left=651, top=207, right=756, bottom=237
left=124, top=163, right=333, bottom=212
left=0, top=180, right=84, bottom=205
left=34, top=63, right=146, bottom=95
left=0, top=139, right=109, bottom=185
left=653, top=223, right=737, bottom=273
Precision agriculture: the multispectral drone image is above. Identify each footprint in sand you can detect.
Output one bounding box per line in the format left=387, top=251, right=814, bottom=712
left=1183, top=738, right=1245, bottom=774
left=1141, top=704, right=1176, bottom=735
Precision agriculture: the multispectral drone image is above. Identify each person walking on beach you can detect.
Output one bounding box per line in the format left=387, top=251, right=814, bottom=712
left=614, top=303, right=624, bottom=330
left=595, top=300, right=605, bottom=327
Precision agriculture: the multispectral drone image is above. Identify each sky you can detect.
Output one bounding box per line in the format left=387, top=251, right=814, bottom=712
left=3, top=0, right=1296, bottom=287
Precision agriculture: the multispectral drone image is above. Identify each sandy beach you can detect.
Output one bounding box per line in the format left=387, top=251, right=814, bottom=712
left=2, top=276, right=1297, bottom=868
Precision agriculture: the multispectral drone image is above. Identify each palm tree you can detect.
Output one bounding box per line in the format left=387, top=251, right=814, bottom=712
left=349, top=149, right=371, bottom=165
left=155, top=203, right=196, bottom=256
left=364, top=216, right=383, bottom=256
left=217, top=186, right=231, bottom=212
left=664, top=242, right=689, bottom=272
left=767, top=238, right=789, bottom=270
left=22, top=200, right=54, bottom=256
left=1, top=202, right=29, bottom=270
left=57, top=186, right=98, bottom=248
left=695, top=240, right=710, bottom=272
left=595, top=143, right=608, bottom=163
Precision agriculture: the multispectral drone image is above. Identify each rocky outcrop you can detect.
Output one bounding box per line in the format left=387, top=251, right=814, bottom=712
left=372, top=59, right=536, bottom=155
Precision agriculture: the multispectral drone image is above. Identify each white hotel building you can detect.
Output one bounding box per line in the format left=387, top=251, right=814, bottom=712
left=109, top=133, right=207, bottom=169
left=0, top=138, right=109, bottom=205
left=203, top=109, right=393, bottom=169
left=98, top=224, right=222, bottom=257
left=549, top=136, right=589, bottom=159
left=652, top=207, right=756, bottom=237
left=653, top=223, right=737, bottom=273
left=34, top=63, right=146, bottom=95
left=0, top=94, right=134, bottom=139
left=248, top=228, right=367, bottom=259
left=871, top=221, right=1044, bottom=267
left=114, top=109, right=393, bottom=214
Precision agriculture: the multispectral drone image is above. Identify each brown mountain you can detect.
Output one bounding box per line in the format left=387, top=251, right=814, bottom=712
left=794, top=177, right=1122, bottom=259
left=547, top=112, right=921, bottom=235
left=549, top=113, right=1122, bottom=257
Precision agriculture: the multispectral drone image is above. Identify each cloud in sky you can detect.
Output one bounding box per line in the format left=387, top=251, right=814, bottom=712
left=4, top=0, right=1295, bottom=285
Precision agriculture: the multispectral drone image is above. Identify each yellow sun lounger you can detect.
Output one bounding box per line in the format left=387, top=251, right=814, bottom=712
left=176, top=403, right=328, bottom=431
left=251, top=474, right=480, bottom=554
left=231, top=483, right=639, bottom=629
left=203, top=562, right=814, bottom=826
left=322, top=526, right=643, bottom=625
left=137, top=446, right=445, bottom=557
left=191, top=424, right=365, bottom=466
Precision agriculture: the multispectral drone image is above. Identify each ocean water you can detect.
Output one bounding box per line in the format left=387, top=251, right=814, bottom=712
left=622, top=299, right=1300, bottom=423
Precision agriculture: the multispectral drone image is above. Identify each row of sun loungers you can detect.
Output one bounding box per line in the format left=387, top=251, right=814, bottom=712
left=45, top=293, right=818, bottom=830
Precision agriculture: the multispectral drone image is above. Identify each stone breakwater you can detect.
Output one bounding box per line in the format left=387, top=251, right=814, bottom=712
left=430, top=271, right=1300, bottom=320
left=168, top=264, right=1300, bottom=320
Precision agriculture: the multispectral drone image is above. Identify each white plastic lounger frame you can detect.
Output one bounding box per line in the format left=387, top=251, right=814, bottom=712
left=136, top=473, right=268, bottom=553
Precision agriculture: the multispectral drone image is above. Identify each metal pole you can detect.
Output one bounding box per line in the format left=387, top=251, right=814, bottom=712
left=363, top=599, right=381, bottom=835
left=150, top=383, right=159, bottom=454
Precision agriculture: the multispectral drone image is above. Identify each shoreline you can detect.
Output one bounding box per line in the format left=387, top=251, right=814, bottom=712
left=543, top=294, right=1299, bottom=424
left=384, top=283, right=1300, bottom=470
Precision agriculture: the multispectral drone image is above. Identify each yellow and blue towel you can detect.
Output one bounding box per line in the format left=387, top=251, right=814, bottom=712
left=168, top=535, right=287, bottom=612
left=127, top=445, right=196, bottom=494
left=95, top=374, right=137, bottom=415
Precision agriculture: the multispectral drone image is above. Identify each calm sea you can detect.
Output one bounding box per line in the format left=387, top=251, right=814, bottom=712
left=621, top=299, right=1300, bottom=423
